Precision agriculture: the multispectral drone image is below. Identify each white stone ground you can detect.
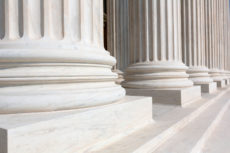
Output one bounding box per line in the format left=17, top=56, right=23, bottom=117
left=92, top=88, right=230, bottom=153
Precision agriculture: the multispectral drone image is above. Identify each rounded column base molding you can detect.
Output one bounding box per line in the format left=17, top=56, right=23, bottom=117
left=0, top=47, right=115, bottom=65
left=220, top=70, right=229, bottom=79
left=113, top=70, right=124, bottom=85
left=187, top=67, right=214, bottom=84
left=227, top=71, right=230, bottom=78
left=122, top=79, right=194, bottom=89
left=209, top=69, right=225, bottom=81
left=122, top=62, right=194, bottom=89
left=0, top=47, right=119, bottom=86
left=0, top=47, right=126, bottom=114
left=188, top=78, right=213, bottom=85
left=0, top=82, right=125, bottom=114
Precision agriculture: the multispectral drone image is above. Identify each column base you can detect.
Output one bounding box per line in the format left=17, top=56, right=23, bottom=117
left=195, top=82, right=217, bottom=93
left=215, top=80, right=226, bottom=88
left=0, top=96, right=152, bottom=153
left=125, top=86, right=201, bottom=107
left=0, top=83, right=125, bottom=114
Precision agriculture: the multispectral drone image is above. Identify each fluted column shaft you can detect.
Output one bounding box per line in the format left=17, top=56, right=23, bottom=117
left=0, top=0, right=125, bottom=114
left=208, top=0, right=224, bottom=81
left=106, top=0, right=129, bottom=84
left=107, top=0, right=129, bottom=71
left=216, top=0, right=228, bottom=79
left=207, top=0, right=216, bottom=71
left=228, top=0, right=230, bottom=77
left=123, top=0, right=193, bottom=89
left=223, top=0, right=229, bottom=77
left=218, top=0, right=226, bottom=77
left=182, top=0, right=213, bottom=85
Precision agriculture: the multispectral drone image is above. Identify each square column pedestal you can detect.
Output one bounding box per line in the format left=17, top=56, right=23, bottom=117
left=225, top=79, right=230, bottom=85
left=215, top=80, right=226, bottom=88
left=0, top=96, right=152, bottom=153
left=196, top=82, right=217, bottom=93
left=126, top=86, right=201, bottom=107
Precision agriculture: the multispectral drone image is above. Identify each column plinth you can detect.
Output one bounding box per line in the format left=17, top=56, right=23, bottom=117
left=0, top=0, right=125, bottom=114
left=187, top=67, right=213, bottom=85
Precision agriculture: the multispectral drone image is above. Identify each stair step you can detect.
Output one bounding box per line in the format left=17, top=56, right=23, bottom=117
left=154, top=92, right=230, bottom=153
left=202, top=102, right=230, bottom=153
left=87, top=88, right=230, bottom=153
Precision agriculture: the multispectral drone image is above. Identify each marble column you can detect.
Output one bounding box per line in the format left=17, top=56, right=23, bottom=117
left=0, top=0, right=125, bottom=114
left=208, top=0, right=226, bottom=87
left=218, top=0, right=227, bottom=80
left=223, top=0, right=230, bottom=84
left=106, top=0, right=129, bottom=84
left=228, top=2, right=230, bottom=79
left=207, top=0, right=218, bottom=79
left=181, top=0, right=216, bottom=93
left=123, top=0, right=201, bottom=106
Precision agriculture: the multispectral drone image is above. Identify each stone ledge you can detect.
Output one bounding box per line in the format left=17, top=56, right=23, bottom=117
left=0, top=96, right=152, bottom=153
left=126, top=86, right=201, bottom=107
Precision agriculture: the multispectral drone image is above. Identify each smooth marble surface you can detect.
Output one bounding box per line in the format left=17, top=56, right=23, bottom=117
left=154, top=96, right=230, bottom=153
left=0, top=96, right=152, bottom=153
left=93, top=88, right=230, bottom=153
left=203, top=100, right=230, bottom=153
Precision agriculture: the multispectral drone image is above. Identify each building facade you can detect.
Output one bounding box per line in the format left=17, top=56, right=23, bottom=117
left=0, top=0, right=230, bottom=153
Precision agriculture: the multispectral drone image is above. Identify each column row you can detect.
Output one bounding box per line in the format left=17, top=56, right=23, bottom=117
left=119, top=0, right=230, bottom=92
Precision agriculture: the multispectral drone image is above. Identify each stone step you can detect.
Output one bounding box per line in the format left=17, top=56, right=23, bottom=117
left=89, top=88, right=230, bottom=153
left=154, top=91, right=230, bottom=153
left=0, top=96, right=153, bottom=153
left=202, top=102, right=230, bottom=153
